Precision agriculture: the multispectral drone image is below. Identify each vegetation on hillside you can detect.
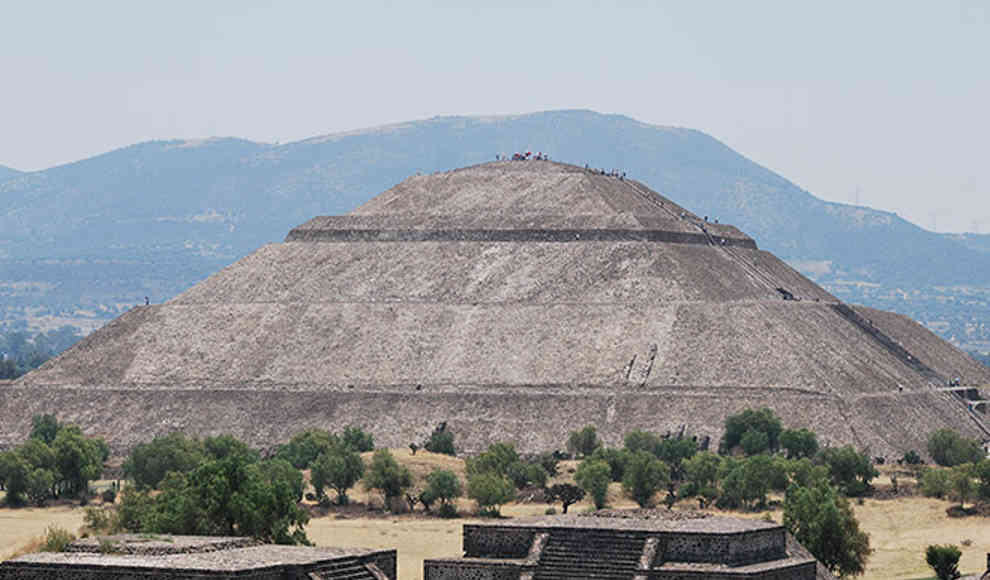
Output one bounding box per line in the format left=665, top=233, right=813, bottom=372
left=0, top=326, right=82, bottom=379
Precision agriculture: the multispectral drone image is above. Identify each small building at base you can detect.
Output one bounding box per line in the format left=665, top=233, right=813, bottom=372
left=425, top=511, right=830, bottom=580
left=0, top=535, right=395, bottom=580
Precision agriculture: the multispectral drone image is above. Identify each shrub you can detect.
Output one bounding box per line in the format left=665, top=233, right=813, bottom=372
left=26, top=468, right=54, bottom=506
left=41, top=525, right=75, bottom=552
left=424, top=469, right=463, bottom=508
left=567, top=426, right=601, bottom=458
left=466, top=443, right=520, bottom=477
left=590, top=447, right=628, bottom=482
left=101, top=488, right=117, bottom=504
left=927, top=429, right=984, bottom=467
left=84, top=506, right=120, bottom=534
left=535, top=452, right=559, bottom=477
left=623, top=429, right=661, bottom=455
left=925, top=544, right=962, bottom=580
left=575, top=459, right=611, bottom=509
left=436, top=502, right=459, bottom=518
left=901, top=450, right=923, bottom=465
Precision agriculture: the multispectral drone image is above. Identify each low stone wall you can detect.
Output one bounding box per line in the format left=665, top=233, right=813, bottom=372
left=662, top=528, right=786, bottom=566
left=463, top=526, right=535, bottom=559
left=424, top=558, right=524, bottom=580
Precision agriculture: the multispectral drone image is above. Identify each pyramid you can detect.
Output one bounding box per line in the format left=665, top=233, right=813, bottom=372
left=5, top=161, right=988, bottom=457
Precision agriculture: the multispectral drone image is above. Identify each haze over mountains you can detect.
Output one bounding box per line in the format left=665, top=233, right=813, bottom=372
left=1, top=110, right=987, bottom=352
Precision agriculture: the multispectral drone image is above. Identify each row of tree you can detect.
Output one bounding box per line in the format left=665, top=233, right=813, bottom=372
left=0, top=326, right=82, bottom=379
left=0, top=414, right=108, bottom=506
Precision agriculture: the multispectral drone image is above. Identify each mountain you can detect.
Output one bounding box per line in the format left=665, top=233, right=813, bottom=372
left=1, top=110, right=988, bottom=351
left=0, top=164, right=21, bottom=183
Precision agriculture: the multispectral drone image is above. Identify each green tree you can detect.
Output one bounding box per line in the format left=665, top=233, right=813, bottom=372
left=423, top=469, right=463, bottom=508
left=925, top=544, right=962, bottom=580
left=590, top=447, right=628, bottom=482
left=920, top=467, right=952, bottom=499
left=784, top=479, right=872, bottom=577
left=974, top=459, right=990, bottom=500
left=680, top=451, right=721, bottom=507
left=466, top=442, right=520, bottom=477
left=123, top=432, right=205, bottom=490
left=425, top=430, right=456, bottom=456
left=780, top=428, right=819, bottom=459
left=310, top=445, right=364, bottom=505
left=340, top=425, right=374, bottom=452
left=53, top=426, right=105, bottom=498
left=467, top=472, right=514, bottom=516
left=820, top=446, right=877, bottom=497
left=721, top=407, right=783, bottom=454
left=276, top=429, right=337, bottom=469
left=622, top=450, right=670, bottom=508
left=546, top=483, right=585, bottom=514
left=567, top=425, right=602, bottom=458
left=927, top=429, right=984, bottom=467
left=204, top=434, right=259, bottom=463
left=0, top=451, right=30, bottom=505
left=949, top=465, right=974, bottom=508
left=623, top=429, right=662, bottom=455
left=575, top=459, right=611, bottom=509
left=740, top=429, right=770, bottom=455
left=365, top=449, right=413, bottom=510
left=29, top=414, right=60, bottom=445
left=25, top=468, right=55, bottom=506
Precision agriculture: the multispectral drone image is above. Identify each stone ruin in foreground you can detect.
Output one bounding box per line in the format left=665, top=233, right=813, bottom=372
left=426, top=511, right=830, bottom=580
left=0, top=535, right=395, bottom=579
left=3, top=160, right=987, bottom=457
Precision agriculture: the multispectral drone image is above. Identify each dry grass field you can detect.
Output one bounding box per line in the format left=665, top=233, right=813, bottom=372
left=1, top=455, right=988, bottom=580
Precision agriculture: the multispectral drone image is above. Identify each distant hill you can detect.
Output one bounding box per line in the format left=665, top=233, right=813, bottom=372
left=0, top=164, right=21, bottom=183
left=1, top=110, right=988, bottom=351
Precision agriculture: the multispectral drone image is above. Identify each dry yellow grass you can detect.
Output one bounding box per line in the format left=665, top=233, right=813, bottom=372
left=0, top=506, right=85, bottom=561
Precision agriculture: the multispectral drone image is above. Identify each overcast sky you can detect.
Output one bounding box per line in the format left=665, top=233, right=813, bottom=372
left=2, top=1, right=988, bottom=233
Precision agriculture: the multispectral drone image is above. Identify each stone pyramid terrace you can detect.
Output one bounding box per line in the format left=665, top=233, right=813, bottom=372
left=424, top=511, right=826, bottom=580
left=0, top=535, right=396, bottom=579
left=3, top=160, right=987, bottom=457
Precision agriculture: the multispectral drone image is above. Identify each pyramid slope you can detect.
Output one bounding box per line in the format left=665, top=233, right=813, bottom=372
left=6, top=161, right=988, bottom=456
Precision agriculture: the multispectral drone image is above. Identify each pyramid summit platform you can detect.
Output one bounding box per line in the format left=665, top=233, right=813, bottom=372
left=4, top=160, right=988, bottom=456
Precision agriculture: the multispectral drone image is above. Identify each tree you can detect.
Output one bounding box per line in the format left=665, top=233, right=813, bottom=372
left=622, top=450, right=670, bottom=508
left=926, top=545, right=962, bottom=580
left=53, top=425, right=105, bottom=498
left=740, top=429, right=770, bottom=456
left=466, top=443, right=520, bottom=477
left=780, top=428, right=819, bottom=459
left=590, top=447, right=628, bottom=482
left=784, top=479, right=871, bottom=577
left=26, top=468, right=55, bottom=506
left=310, top=446, right=364, bottom=505
left=575, top=459, right=611, bottom=509
left=974, top=459, right=990, bottom=500
left=123, top=432, right=205, bottom=490
left=721, top=408, right=783, bottom=454
left=819, top=446, right=877, bottom=497
left=29, top=414, right=60, bottom=445
left=546, top=483, right=585, bottom=514
left=425, top=430, right=456, bottom=456
left=506, top=461, right=548, bottom=489
left=423, top=469, right=463, bottom=509
left=567, top=425, right=601, bottom=458
left=927, top=429, right=984, bottom=467
left=949, top=465, right=974, bottom=508
left=276, top=429, right=337, bottom=469
left=623, top=429, right=662, bottom=455
left=467, top=472, right=514, bottom=516
left=365, top=449, right=412, bottom=511
left=340, top=425, right=374, bottom=452
left=204, top=434, right=258, bottom=463
left=681, top=451, right=721, bottom=507
left=920, top=467, right=952, bottom=499
left=0, top=452, right=30, bottom=505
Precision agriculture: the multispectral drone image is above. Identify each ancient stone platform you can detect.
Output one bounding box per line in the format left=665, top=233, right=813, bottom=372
left=0, top=534, right=395, bottom=579
left=424, top=512, right=820, bottom=580
left=5, top=160, right=988, bottom=457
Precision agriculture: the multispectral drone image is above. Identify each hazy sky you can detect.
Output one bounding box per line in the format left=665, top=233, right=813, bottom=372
left=2, top=1, right=988, bottom=233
